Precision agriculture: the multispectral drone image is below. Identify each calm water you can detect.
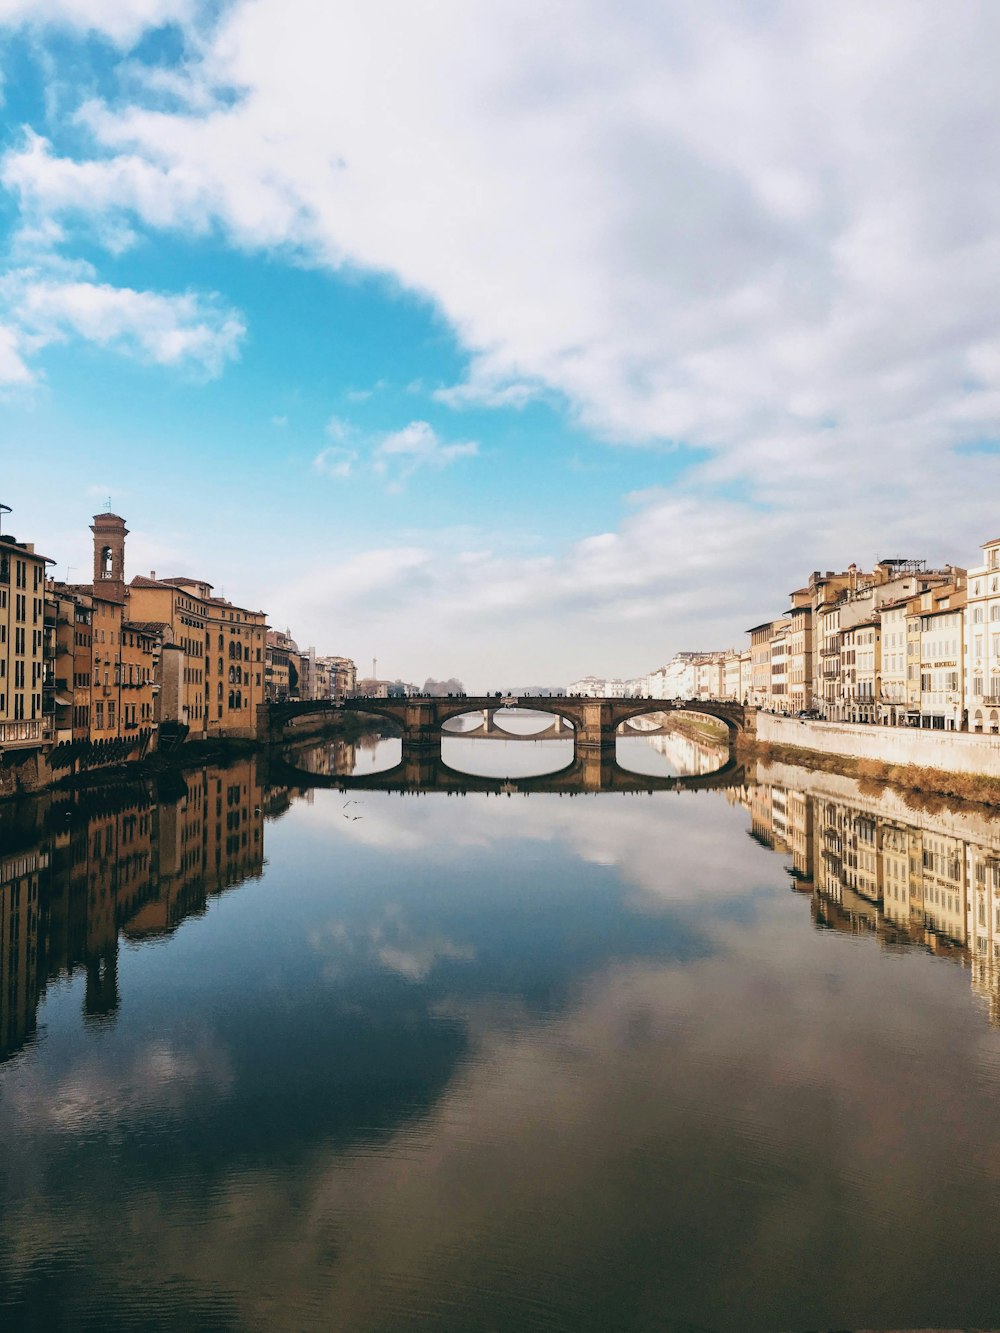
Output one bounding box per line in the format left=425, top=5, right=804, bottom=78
left=3, top=725, right=1000, bottom=1331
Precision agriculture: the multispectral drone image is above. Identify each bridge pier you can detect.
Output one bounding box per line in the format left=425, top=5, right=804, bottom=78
left=575, top=701, right=616, bottom=750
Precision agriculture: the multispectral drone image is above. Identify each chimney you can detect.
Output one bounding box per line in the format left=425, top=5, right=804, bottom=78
left=150, top=570, right=156, bottom=580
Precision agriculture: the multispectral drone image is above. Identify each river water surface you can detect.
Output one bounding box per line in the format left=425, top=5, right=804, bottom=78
left=3, top=725, right=1000, bottom=1331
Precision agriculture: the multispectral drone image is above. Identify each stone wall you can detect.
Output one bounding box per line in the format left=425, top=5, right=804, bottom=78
left=754, top=712, right=1000, bottom=778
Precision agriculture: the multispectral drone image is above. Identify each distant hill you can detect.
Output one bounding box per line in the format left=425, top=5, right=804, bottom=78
left=509, top=686, right=566, bottom=696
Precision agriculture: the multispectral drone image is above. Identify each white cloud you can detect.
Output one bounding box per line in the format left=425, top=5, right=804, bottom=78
left=0, top=323, right=33, bottom=385
left=373, top=421, right=478, bottom=478
left=3, top=1, right=1000, bottom=677
left=0, top=270, right=245, bottom=379
left=6, top=1, right=1000, bottom=456
left=313, top=445, right=357, bottom=480
left=0, top=0, right=196, bottom=45
left=313, top=418, right=478, bottom=486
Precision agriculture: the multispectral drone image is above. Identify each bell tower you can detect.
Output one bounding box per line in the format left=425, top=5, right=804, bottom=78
left=90, top=512, right=129, bottom=603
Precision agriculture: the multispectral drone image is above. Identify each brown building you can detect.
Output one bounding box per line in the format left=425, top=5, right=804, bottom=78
left=129, top=575, right=267, bottom=739
left=265, top=629, right=296, bottom=702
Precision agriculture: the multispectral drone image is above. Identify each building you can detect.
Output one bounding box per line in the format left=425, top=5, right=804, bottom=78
left=840, top=617, right=879, bottom=724
left=910, top=583, right=965, bottom=730
left=769, top=619, right=791, bottom=712
left=786, top=588, right=813, bottom=713
left=264, top=629, right=297, bottom=702
left=965, top=537, right=1000, bottom=735
left=0, top=519, right=53, bottom=753
left=325, top=656, right=357, bottom=701
left=878, top=598, right=909, bottom=726
left=723, top=650, right=742, bottom=701
left=130, top=571, right=267, bottom=738
left=568, top=676, right=606, bottom=697
left=747, top=622, right=778, bottom=709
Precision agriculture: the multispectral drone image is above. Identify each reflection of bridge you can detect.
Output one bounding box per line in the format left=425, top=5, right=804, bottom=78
left=260, top=695, right=748, bottom=751
left=268, top=745, right=747, bottom=796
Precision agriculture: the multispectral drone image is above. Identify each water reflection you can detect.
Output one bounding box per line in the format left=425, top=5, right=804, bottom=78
left=3, top=737, right=1000, bottom=1330
left=615, top=728, right=729, bottom=778
left=441, top=735, right=575, bottom=777
left=288, top=731, right=402, bottom=776
left=0, top=761, right=269, bottom=1061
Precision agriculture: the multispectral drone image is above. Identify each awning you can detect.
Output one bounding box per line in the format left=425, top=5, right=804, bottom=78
left=55, top=692, right=74, bottom=706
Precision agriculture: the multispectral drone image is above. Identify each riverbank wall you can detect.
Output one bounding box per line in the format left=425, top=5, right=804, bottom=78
left=753, top=713, right=1000, bottom=779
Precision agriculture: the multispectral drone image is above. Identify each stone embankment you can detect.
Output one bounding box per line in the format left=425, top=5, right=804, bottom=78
left=748, top=712, right=1000, bottom=805
left=754, top=714, right=1000, bottom=777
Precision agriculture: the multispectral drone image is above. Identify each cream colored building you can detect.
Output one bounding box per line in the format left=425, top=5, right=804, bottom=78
left=965, top=537, right=1000, bottom=734
left=877, top=599, right=909, bottom=725
left=786, top=589, right=813, bottom=712
left=747, top=622, right=778, bottom=708
left=722, top=650, right=742, bottom=701
left=840, top=617, right=879, bottom=724
left=738, top=649, right=752, bottom=704
left=909, top=583, right=965, bottom=730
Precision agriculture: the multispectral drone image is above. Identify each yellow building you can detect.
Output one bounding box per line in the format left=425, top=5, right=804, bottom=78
left=0, top=519, right=53, bottom=752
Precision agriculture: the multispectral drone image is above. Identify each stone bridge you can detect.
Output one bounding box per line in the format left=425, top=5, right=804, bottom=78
left=259, top=694, right=749, bottom=750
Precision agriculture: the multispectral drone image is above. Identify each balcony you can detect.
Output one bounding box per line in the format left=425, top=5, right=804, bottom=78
left=981, top=694, right=1000, bottom=707
left=0, top=718, right=52, bottom=748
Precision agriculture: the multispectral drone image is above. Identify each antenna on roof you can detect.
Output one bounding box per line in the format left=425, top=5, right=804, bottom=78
left=0, top=501, right=10, bottom=536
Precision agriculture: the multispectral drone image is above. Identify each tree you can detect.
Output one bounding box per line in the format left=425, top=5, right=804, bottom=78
left=422, top=677, right=465, bottom=696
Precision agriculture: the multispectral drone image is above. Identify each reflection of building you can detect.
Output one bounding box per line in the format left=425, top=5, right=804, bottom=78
left=0, top=840, right=44, bottom=1058
left=745, top=763, right=1000, bottom=1026
left=0, top=758, right=277, bottom=1065
left=286, top=738, right=358, bottom=777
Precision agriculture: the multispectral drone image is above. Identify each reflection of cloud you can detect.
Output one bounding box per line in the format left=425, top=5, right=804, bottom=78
left=5, top=902, right=1000, bottom=1331
left=310, top=909, right=474, bottom=984
left=311, top=780, right=761, bottom=909
left=2, top=1035, right=233, bottom=1135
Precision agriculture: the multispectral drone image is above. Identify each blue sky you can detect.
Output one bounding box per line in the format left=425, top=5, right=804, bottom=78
left=2, top=2, right=999, bottom=687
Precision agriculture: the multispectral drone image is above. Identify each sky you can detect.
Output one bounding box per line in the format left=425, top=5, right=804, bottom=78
left=1, top=0, right=999, bottom=690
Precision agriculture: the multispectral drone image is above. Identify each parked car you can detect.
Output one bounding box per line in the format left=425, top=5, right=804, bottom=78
left=796, top=708, right=821, bottom=719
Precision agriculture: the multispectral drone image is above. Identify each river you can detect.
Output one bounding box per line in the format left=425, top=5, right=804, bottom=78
left=2, top=725, right=1000, bottom=1331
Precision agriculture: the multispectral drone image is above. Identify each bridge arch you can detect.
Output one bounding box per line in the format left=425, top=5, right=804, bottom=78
left=432, top=698, right=580, bottom=732
left=610, top=699, right=745, bottom=735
